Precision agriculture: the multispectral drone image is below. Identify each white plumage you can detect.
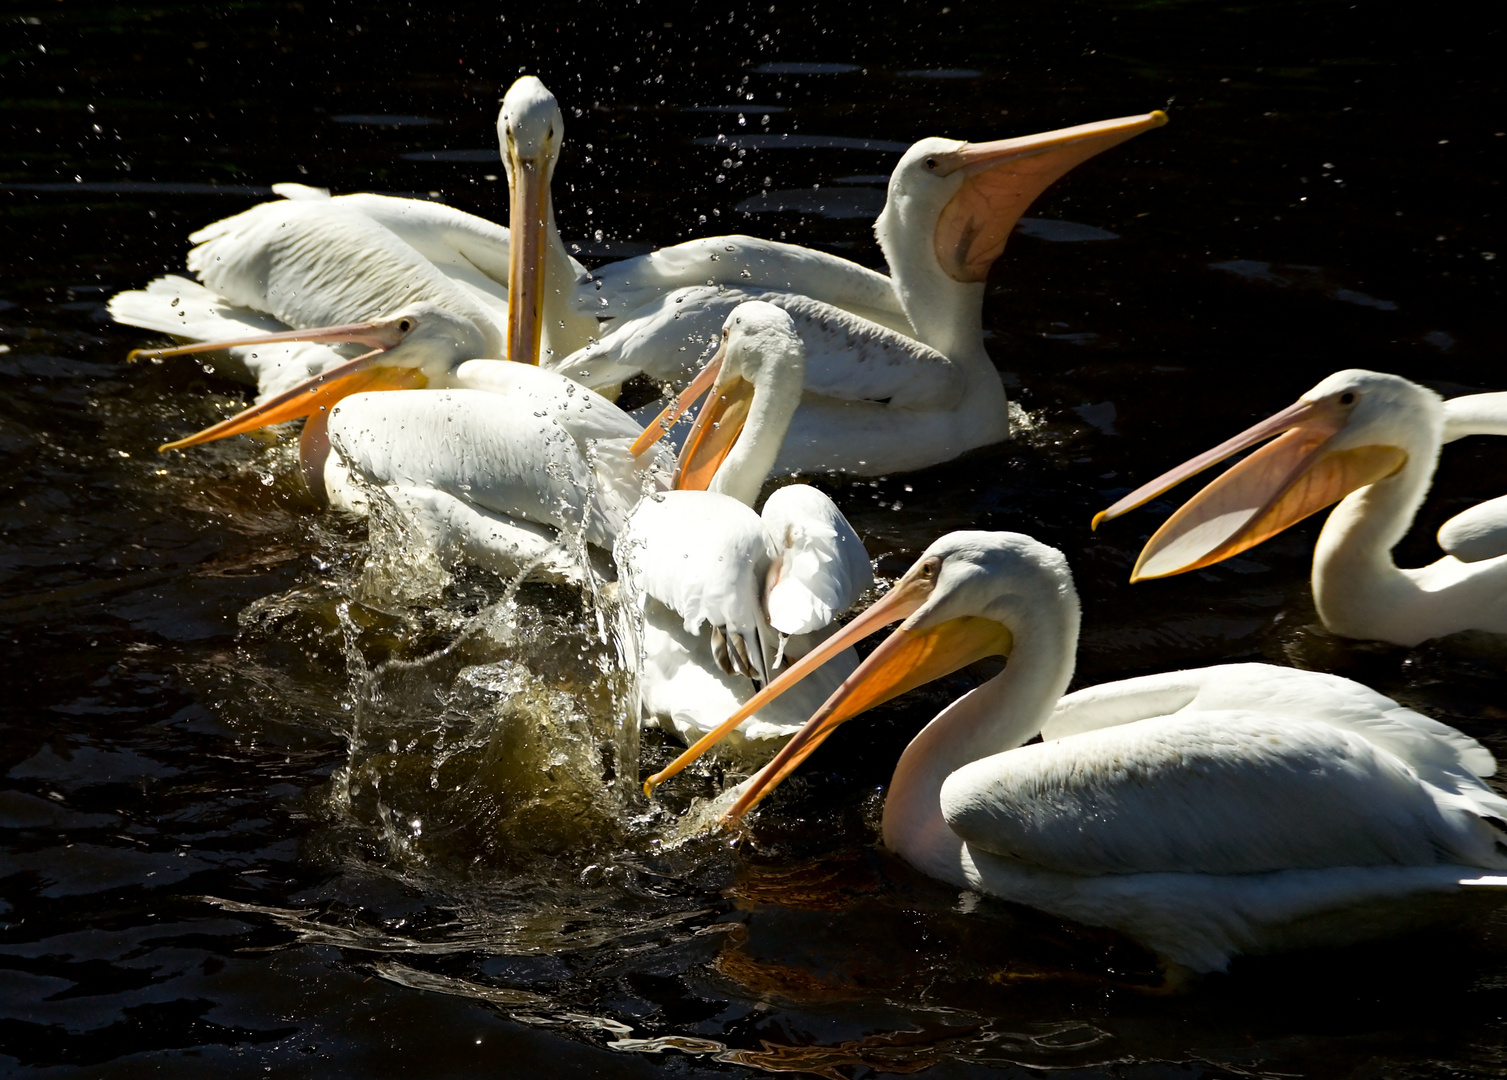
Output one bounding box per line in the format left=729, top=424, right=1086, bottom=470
left=572, top=234, right=910, bottom=331
left=647, top=531, right=1507, bottom=972
left=615, top=303, right=873, bottom=749
left=1098, top=369, right=1507, bottom=645
left=109, top=76, right=597, bottom=402
left=551, top=112, right=1168, bottom=475
left=326, top=362, right=654, bottom=578
left=618, top=487, right=871, bottom=752
left=553, top=286, right=960, bottom=413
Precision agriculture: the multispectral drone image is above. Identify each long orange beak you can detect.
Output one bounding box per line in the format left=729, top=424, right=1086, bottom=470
left=505, top=138, right=549, bottom=365
left=1093, top=397, right=1407, bottom=580
left=642, top=565, right=1014, bottom=827
left=673, top=363, right=755, bottom=491
left=126, top=316, right=408, bottom=367
left=628, top=348, right=725, bottom=458
left=932, top=110, right=1168, bottom=283
left=143, top=317, right=426, bottom=453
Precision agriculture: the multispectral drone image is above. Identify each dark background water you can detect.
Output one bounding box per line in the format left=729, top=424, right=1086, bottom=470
left=2, top=1, right=1505, bottom=1076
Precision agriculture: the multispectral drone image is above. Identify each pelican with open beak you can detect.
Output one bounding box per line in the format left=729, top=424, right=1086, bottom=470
left=629, top=300, right=806, bottom=505
left=553, top=111, right=1169, bottom=477
left=616, top=302, right=873, bottom=754
left=1093, top=369, right=1507, bottom=645
left=644, top=530, right=1507, bottom=973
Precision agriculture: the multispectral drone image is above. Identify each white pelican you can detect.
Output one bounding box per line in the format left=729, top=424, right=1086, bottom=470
left=126, top=301, right=663, bottom=577
left=109, top=75, right=596, bottom=401
left=645, top=531, right=1507, bottom=973
left=616, top=302, right=873, bottom=753
left=1092, top=370, right=1507, bottom=646
left=551, top=111, right=1168, bottom=475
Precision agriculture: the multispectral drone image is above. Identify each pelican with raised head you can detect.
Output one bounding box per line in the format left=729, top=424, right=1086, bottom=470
left=110, top=75, right=597, bottom=402
left=1093, top=369, right=1507, bottom=646
left=645, top=531, right=1507, bottom=973
left=617, top=302, right=873, bottom=753
left=553, top=111, right=1168, bottom=476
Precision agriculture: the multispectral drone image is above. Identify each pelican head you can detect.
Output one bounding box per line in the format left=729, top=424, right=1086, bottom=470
left=631, top=300, right=805, bottom=506
left=643, top=531, right=1076, bottom=819
left=142, top=301, right=482, bottom=454
left=499, top=76, right=565, bottom=366
left=1094, top=368, right=1435, bottom=581
left=500, top=75, right=564, bottom=186
left=874, top=112, right=1166, bottom=345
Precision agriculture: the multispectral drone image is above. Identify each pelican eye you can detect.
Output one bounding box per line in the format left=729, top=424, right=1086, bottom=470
left=398, top=319, right=413, bottom=332
left=1339, top=391, right=1356, bottom=406
left=919, top=558, right=939, bottom=579
left=925, top=157, right=938, bottom=170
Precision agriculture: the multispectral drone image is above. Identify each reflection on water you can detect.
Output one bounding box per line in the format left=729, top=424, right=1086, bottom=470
left=3, top=0, right=1506, bottom=1076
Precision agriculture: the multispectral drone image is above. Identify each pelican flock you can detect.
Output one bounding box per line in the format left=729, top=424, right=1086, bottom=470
left=108, top=73, right=1507, bottom=976
left=109, top=75, right=595, bottom=400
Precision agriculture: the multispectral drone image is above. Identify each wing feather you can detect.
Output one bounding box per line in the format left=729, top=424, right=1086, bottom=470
left=186, top=198, right=506, bottom=351
left=759, top=485, right=873, bottom=636
left=1438, top=494, right=1507, bottom=563
left=373, top=483, right=588, bottom=583
left=778, top=294, right=964, bottom=410
left=107, top=274, right=357, bottom=399
left=1044, top=662, right=1495, bottom=778
left=574, top=234, right=908, bottom=329
left=943, top=711, right=1507, bottom=877
left=551, top=285, right=964, bottom=410
left=328, top=388, right=635, bottom=550
left=616, top=491, right=774, bottom=683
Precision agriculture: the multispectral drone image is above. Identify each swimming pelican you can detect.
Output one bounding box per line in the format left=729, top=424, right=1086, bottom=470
left=1092, top=370, right=1507, bottom=646
left=109, top=75, right=596, bottom=401
left=128, top=299, right=663, bottom=575
left=645, top=531, right=1507, bottom=973
left=616, top=302, right=872, bottom=752
left=551, top=111, right=1168, bottom=475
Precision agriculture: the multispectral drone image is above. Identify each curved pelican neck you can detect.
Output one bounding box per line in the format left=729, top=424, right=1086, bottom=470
left=905, top=275, right=987, bottom=366
left=881, top=596, right=1079, bottom=874
left=1311, top=442, right=1440, bottom=634
left=707, top=353, right=804, bottom=507
left=874, top=186, right=991, bottom=370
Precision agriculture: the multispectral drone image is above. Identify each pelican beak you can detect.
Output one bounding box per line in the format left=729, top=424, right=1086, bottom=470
left=932, top=110, right=1168, bottom=283
left=506, top=136, right=551, bottom=365
left=1093, top=396, right=1407, bottom=581
left=628, top=346, right=726, bottom=458
left=673, top=346, right=754, bottom=490
left=642, top=562, right=1013, bottom=828
left=147, top=316, right=426, bottom=453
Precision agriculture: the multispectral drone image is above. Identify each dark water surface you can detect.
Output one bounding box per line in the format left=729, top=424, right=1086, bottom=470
left=3, top=1, right=1506, bottom=1076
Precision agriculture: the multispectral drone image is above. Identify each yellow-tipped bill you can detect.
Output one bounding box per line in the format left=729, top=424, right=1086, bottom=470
left=628, top=350, right=725, bottom=458
left=674, top=367, right=755, bottom=491
left=932, top=111, right=1168, bottom=283
left=1093, top=394, right=1407, bottom=581
left=643, top=557, right=1014, bottom=829
left=145, top=315, right=425, bottom=453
